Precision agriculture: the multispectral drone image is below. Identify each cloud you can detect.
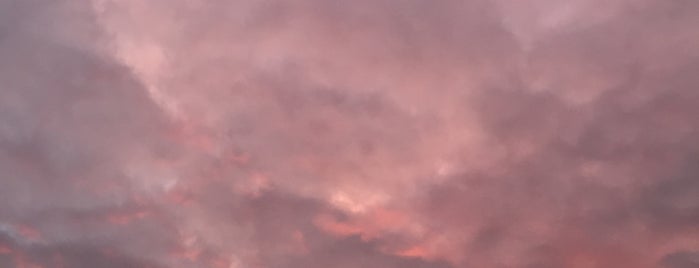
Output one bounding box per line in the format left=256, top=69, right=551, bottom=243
left=0, top=0, right=697, bottom=267
left=661, top=251, right=699, bottom=268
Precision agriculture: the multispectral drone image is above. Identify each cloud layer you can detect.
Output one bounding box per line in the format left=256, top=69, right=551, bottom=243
left=1, top=0, right=698, bottom=267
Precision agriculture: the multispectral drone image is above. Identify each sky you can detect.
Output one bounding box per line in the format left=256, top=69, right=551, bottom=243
left=0, top=0, right=698, bottom=267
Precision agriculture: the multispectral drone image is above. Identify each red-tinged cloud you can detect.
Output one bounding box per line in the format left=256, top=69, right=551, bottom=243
left=1, top=0, right=698, bottom=267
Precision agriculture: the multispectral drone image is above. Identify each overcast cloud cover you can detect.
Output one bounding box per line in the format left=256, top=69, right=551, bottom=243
left=0, top=0, right=698, bottom=267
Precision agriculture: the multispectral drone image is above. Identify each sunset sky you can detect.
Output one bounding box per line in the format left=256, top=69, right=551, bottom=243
left=1, top=0, right=698, bottom=267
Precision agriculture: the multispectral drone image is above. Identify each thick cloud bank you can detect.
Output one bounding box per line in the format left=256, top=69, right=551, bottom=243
left=1, top=0, right=698, bottom=267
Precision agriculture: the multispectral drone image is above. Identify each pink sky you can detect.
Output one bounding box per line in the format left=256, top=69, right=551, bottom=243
left=1, top=0, right=698, bottom=267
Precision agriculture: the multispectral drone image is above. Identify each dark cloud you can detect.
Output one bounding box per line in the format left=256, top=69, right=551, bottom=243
left=661, top=251, right=699, bottom=268
left=0, top=231, right=164, bottom=268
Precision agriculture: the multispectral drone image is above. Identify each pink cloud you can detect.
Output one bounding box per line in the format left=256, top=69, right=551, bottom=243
left=0, top=0, right=697, bottom=267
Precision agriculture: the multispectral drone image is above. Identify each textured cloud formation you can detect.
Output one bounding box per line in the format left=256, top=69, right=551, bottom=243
left=1, top=0, right=698, bottom=267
